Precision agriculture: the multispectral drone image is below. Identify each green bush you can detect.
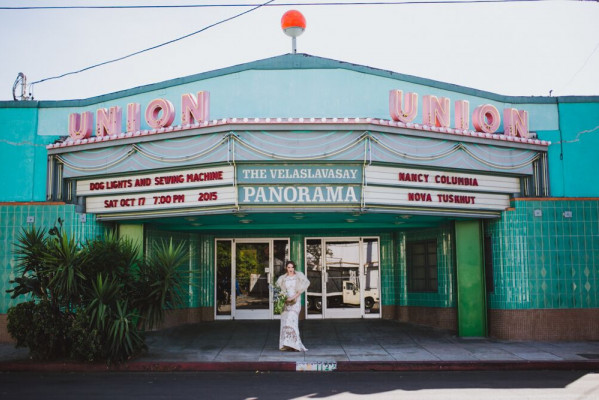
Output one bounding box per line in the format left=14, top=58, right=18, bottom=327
left=134, top=240, right=188, bottom=330
left=106, top=300, right=145, bottom=362
left=69, top=311, right=104, bottom=362
left=7, top=301, right=70, bottom=360
left=6, top=301, right=35, bottom=348
left=6, top=222, right=189, bottom=364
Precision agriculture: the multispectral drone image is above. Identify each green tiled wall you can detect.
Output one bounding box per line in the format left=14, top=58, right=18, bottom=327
left=379, top=232, right=396, bottom=306
left=0, top=203, right=105, bottom=313
left=144, top=228, right=213, bottom=309
left=197, top=234, right=215, bottom=308
left=397, top=224, right=456, bottom=308
left=485, top=199, right=598, bottom=310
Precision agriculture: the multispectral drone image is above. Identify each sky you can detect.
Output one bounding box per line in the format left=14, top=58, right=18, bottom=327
left=0, top=0, right=598, bottom=101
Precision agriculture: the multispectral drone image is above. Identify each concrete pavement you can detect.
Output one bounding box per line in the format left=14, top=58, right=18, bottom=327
left=1, top=319, right=598, bottom=371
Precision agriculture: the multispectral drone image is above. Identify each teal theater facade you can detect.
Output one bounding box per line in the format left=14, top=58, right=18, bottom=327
left=1, top=54, right=598, bottom=341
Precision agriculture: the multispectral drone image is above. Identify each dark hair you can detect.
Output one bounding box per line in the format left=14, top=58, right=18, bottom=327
left=285, top=260, right=296, bottom=269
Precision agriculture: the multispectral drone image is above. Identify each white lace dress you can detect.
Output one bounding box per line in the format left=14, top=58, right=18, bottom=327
left=279, top=275, right=308, bottom=351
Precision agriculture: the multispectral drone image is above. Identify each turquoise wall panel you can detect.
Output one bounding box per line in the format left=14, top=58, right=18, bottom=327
left=486, top=199, right=598, bottom=310
left=398, top=225, right=456, bottom=308
left=0, top=107, right=56, bottom=201
left=0, top=204, right=105, bottom=313
left=545, top=101, right=599, bottom=197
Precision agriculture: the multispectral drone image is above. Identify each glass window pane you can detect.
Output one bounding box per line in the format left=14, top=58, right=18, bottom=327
left=429, top=279, right=438, bottom=291
left=306, top=239, right=323, bottom=315
left=407, top=239, right=438, bottom=293
left=428, top=253, right=437, bottom=265
left=413, top=268, right=425, bottom=279
left=413, top=255, right=426, bottom=266
left=363, top=238, right=380, bottom=315
left=412, top=279, right=426, bottom=292
left=326, top=241, right=360, bottom=309
left=236, top=243, right=269, bottom=310
left=273, top=240, right=289, bottom=279
left=216, top=240, right=232, bottom=316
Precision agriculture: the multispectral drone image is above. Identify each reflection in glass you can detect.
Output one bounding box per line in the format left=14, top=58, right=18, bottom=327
left=273, top=240, right=289, bottom=280
left=363, top=238, right=380, bottom=314
left=216, top=240, right=232, bottom=315
left=235, top=243, right=270, bottom=310
left=306, top=239, right=323, bottom=315
left=325, top=241, right=360, bottom=309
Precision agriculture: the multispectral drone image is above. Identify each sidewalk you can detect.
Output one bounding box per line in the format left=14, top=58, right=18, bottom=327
left=1, top=319, right=599, bottom=372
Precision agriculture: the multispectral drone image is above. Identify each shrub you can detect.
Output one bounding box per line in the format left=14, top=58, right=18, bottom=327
left=82, top=231, right=139, bottom=287
left=69, top=311, right=104, bottom=362
left=6, top=222, right=188, bottom=363
left=7, top=227, right=49, bottom=301
left=6, top=301, right=35, bottom=348
left=44, top=231, right=87, bottom=311
left=106, top=300, right=145, bottom=362
left=134, top=240, right=188, bottom=331
left=7, top=301, right=70, bottom=360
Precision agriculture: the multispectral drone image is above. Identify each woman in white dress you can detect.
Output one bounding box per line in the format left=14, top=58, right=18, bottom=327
left=276, top=260, right=310, bottom=351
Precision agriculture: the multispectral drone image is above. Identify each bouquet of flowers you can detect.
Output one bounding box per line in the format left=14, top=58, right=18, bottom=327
left=272, top=281, right=287, bottom=315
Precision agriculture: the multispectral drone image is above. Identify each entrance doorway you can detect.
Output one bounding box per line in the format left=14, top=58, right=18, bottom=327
left=215, top=239, right=289, bottom=319
left=305, top=237, right=380, bottom=319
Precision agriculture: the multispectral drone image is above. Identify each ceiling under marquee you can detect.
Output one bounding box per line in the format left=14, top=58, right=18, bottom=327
left=133, top=210, right=462, bottom=233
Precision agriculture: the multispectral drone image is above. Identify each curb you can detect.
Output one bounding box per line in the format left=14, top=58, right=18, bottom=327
left=1, top=360, right=598, bottom=373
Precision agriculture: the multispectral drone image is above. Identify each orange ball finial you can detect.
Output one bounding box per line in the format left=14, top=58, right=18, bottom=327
left=281, top=10, right=306, bottom=32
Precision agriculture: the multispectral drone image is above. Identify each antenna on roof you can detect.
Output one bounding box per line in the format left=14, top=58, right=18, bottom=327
left=12, top=72, right=32, bottom=101
left=281, top=10, right=306, bottom=54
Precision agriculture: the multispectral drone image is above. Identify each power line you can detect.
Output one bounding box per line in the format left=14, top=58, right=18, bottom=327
left=30, top=0, right=276, bottom=86
left=559, top=40, right=599, bottom=93
left=0, top=0, right=570, bottom=11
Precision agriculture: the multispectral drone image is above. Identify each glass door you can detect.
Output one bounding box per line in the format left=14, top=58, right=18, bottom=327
left=362, top=238, right=380, bottom=317
left=324, top=240, right=362, bottom=318
left=305, top=237, right=380, bottom=319
left=235, top=242, right=270, bottom=319
left=306, top=239, right=324, bottom=316
left=215, top=238, right=289, bottom=320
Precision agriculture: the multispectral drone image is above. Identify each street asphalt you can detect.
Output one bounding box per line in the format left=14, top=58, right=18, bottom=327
left=1, top=319, right=598, bottom=372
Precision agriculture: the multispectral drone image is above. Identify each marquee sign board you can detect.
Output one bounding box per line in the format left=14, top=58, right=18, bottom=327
left=237, top=165, right=362, bottom=206
left=363, top=186, right=510, bottom=211
left=363, top=165, right=519, bottom=211
left=85, top=186, right=236, bottom=214
left=365, top=165, right=520, bottom=194
left=239, top=185, right=361, bottom=205
left=237, top=165, right=362, bottom=184
left=75, top=163, right=521, bottom=216
left=76, top=166, right=233, bottom=196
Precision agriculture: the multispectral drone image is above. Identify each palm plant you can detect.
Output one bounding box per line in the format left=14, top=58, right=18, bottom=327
left=134, top=239, right=188, bottom=330
left=43, top=230, right=87, bottom=311
left=7, top=226, right=50, bottom=301
left=107, top=300, right=144, bottom=362
left=82, top=231, right=139, bottom=286
left=87, top=274, right=122, bottom=332
left=7, top=220, right=189, bottom=363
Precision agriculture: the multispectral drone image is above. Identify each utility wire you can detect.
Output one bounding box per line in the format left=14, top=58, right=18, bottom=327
left=558, top=40, right=599, bottom=93
left=0, top=0, right=570, bottom=10
left=30, top=0, right=276, bottom=85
